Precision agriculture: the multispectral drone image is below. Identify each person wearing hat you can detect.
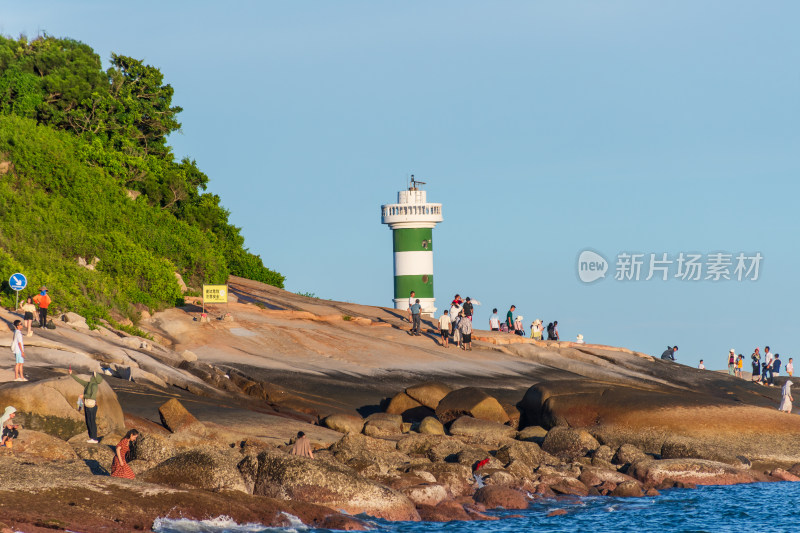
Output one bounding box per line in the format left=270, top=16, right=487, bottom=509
left=32, top=286, right=51, bottom=329
left=727, top=349, right=736, bottom=376
left=513, top=315, right=524, bottom=336
left=0, top=407, right=19, bottom=448
left=576, top=334, right=585, bottom=344
left=530, top=319, right=543, bottom=340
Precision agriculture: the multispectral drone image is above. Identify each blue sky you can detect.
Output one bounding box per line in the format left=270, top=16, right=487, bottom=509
left=2, top=1, right=798, bottom=369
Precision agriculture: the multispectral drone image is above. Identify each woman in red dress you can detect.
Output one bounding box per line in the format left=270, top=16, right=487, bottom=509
left=111, top=429, right=139, bottom=479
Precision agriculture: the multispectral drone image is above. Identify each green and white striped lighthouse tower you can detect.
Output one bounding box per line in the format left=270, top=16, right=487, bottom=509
left=381, top=177, right=443, bottom=314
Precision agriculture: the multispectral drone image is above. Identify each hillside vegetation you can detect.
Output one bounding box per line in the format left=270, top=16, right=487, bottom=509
left=0, top=35, right=283, bottom=323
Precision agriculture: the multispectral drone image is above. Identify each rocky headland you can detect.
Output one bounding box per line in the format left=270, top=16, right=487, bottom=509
left=0, top=276, right=798, bottom=532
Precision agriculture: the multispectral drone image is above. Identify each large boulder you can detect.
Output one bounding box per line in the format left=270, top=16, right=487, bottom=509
left=363, top=413, right=403, bottom=437
left=7, top=429, right=78, bottom=460
left=613, top=443, right=648, bottom=465
left=629, top=458, right=767, bottom=486
left=424, top=463, right=476, bottom=497
left=132, top=432, right=177, bottom=464
left=541, top=426, right=600, bottom=461
left=253, top=450, right=420, bottom=521
left=435, top=388, right=509, bottom=425
left=329, top=433, right=411, bottom=476
left=385, top=392, right=434, bottom=421
left=396, top=434, right=451, bottom=456
left=494, top=441, right=543, bottom=470
left=405, top=382, right=453, bottom=410
left=473, top=486, right=529, bottom=510
left=158, top=398, right=206, bottom=435
left=140, top=449, right=247, bottom=492
left=448, top=416, right=516, bottom=442
left=0, top=377, right=124, bottom=440
left=322, top=414, right=365, bottom=435
left=401, top=484, right=449, bottom=507
left=418, top=416, right=445, bottom=435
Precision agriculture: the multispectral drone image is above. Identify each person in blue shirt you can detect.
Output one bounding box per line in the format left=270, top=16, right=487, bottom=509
left=409, top=299, right=421, bottom=336
left=772, top=354, right=782, bottom=385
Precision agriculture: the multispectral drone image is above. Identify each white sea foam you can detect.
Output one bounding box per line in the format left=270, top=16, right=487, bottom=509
left=152, top=513, right=308, bottom=533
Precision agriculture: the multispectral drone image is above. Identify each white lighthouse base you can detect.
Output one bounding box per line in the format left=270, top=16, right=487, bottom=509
left=394, top=297, right=436, bottom=317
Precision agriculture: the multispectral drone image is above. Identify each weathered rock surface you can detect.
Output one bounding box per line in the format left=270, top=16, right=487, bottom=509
left=405, top=382, right=453, bottom=410
left=254, top=450, right=420, bottom=521
left=385, top=392, right=433, bottom=421
left=436, top=387, right=510, bottom=425
left=418, top=416, right=445, bottom=435
left=448, top=416, right=516, bottom=442
left=473, top=486, right=529, bottom=510
left=158, top=398, right=206, bottom=435
left=6, top=429, right=78, bottom=460
left=401, top=484, right=449, bottom=506
left=323, top=414, right=365, bottom=435
left=541, top=426, right=600, bottom=461
left=140, top=449, right=247, bottom=492
left=0, top=377, right=124, bottom=440
left=363, top=413, right=403, bottom=437
left=629, top=458, right=767, bottom=486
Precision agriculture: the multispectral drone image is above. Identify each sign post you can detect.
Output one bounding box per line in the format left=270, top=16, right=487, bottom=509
left=8, top=273, right=27, bottom=309
left=202, top=284, right=228, bottom=321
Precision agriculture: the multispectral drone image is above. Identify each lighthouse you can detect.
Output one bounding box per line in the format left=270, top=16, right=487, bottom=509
left=380, top=177, right=443, bottom=314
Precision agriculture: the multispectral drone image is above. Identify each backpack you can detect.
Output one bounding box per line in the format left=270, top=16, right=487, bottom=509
left=546, top=323, right=554, bottom=338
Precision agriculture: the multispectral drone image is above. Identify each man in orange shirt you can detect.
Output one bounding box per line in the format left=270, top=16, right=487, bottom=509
left=32, top=286, right=51, bottom=329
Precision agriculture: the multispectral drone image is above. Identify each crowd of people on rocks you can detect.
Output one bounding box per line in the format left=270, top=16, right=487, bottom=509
left=406, top=291, right=582, bottom=348
left=662, top=345, right=795, bottom=414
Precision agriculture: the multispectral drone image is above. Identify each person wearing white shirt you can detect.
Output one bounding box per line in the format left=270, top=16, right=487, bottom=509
left=489, top=309, right=500, bottom=331
left=698, top=360, right=705, bottom=370
left=438, top=311, right=451, bottom=348
left=11, top=320, right=26, bottom=381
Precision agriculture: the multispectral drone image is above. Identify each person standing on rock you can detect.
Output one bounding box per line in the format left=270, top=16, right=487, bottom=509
left=459, top=311, right=473, bottom=350
left=20, top=296, right=36, bottom=337
left=449, top=300, right=462, bottom=335
left=462, top=297, right=474, bottom=322
left=68, top=367, right=103, bottom=443
left=452, top=311, right=463, bottom=348
left=661, top=346, right=678, bottom=361
left=290, top=431, right=314, bottom=458
left=763, top=347, right=774, bottom=385
left=489, top=309, right=501, bottom=331
left=736, top=354, right=744, bottom=378
left=788, top=358, right=794, bottom=377
left=506, top=305, right=515, bottom=332
left=727, top=349, right=736, bottom=376
left=779, top=381, right=794, bottom=413
left=409, top=299, right=421, bottom=336
left=438, top=310, right=451, bottom=348
left=111, top=429, right=139, bottom=479
left=32, top=286, right=51, bottom=329
left=772, top=354, right=782, bottom=385
left=513, top=315, right=524, bottom=336
left=751, top=348, right=761, bottom=382
left=407, top=291, right=416, bottom=322
left=11, top=320, right=26, bottom=381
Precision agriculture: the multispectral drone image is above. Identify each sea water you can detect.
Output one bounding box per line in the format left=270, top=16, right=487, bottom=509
left=153, top=481, right=800, bottom=533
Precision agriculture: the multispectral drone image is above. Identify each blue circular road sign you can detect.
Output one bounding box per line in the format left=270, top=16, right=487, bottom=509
left=9, top=273, right=27, bottom=292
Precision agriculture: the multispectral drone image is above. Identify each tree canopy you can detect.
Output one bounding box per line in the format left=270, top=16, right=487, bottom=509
left=0, top=34, right=283, bottom=323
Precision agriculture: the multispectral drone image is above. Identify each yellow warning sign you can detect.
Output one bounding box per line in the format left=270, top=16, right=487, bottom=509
left=203, top=284, right=228, bottom=303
